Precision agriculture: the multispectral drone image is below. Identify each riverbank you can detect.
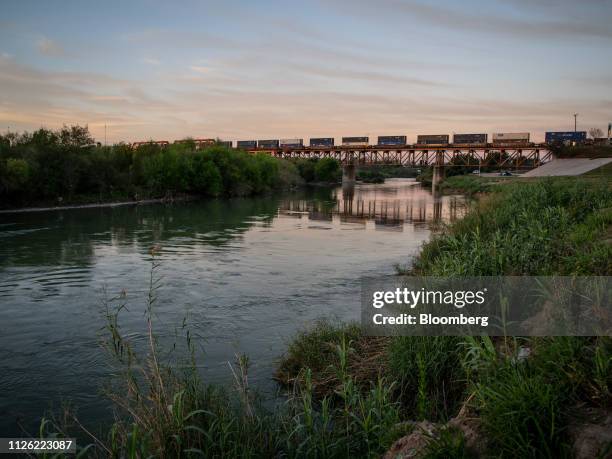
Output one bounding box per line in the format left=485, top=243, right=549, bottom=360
left=277, top=176, right=612, bottom=458
left=37, top=176, right=611, bottom=457
left=0, top=196, right=193, bottom=214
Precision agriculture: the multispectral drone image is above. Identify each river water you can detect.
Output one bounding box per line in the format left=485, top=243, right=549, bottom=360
left=0, top=179, right=466, bottom=436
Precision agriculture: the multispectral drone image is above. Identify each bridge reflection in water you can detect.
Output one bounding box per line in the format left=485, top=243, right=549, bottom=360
left=278, top=179, right=468, bottom=232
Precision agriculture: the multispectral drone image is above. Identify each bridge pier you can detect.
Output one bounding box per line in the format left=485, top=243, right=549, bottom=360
left=432, top=164, right=445, bottom=191
left=342, top=163, right=356, bottom=185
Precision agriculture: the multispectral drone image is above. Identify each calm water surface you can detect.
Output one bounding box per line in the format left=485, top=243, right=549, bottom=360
left=0, top=179, right=466, bottom=436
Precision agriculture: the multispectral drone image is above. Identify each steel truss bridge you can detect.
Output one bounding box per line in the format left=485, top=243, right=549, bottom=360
left=130, top=140, right=552, bottom=169
left=256, top=145, right=551, bottom=169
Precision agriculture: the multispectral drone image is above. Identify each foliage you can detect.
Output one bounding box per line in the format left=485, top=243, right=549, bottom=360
left=421, top=426, right=475, bottom=459
left=357, top=169, right=385, bottom=183
left=437, top=175, right=496, bottom=195
left=387, top=337, right=467, bottom=421
left=550, top=143, right=612, bottom=158
left=413, top=178, right=612, bottom=276
left=0, top=126, right=301, bottom=208
left=314, top=157, right=341, bottom=182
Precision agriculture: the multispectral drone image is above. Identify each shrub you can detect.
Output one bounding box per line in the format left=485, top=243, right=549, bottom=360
left=314, top=157, right=341, bottom=182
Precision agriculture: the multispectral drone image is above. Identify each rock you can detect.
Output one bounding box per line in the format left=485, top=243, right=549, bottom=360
left=383, top=421, right=438, bottom=459
left=448, top=414, right=485, bottom=457
left=568, top=410, right=612, bottom=459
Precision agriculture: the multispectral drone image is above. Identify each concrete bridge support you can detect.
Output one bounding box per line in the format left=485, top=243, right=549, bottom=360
left=342, top=162, right=356, bottom=195
left=342, top=163, right=356, bottom=185
left=432, top=164, right=445, bottom=191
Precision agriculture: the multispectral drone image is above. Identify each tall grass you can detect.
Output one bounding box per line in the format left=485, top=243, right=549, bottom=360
left=413, top=178, right=612, bottom=276
left=387, top=337, right=466, bottom=421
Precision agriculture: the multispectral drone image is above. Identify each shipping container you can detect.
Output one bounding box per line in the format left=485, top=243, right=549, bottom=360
left=377, top=135, right=407, bottom=146
left=492, top=132, right=530, bottom=144
left=280, top=138, right=304, bottom=148
left=416, top=134, right=449, bottom=145
left=544, top=131, right=586, bottom=144
left=342, top=136, right=369, bottom=146
left=309, top=137, right=335, bottom=147
left=453, top=133, right=487, bottom=145
left=257, top=139, right=280, bottom=148
left=237, top=140, right=257, bottom=149
left=217, top=140, right=233, bottom=148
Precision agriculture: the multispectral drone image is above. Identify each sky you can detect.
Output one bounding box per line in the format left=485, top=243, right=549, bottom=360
left=1, top=0, right=611, bottom=143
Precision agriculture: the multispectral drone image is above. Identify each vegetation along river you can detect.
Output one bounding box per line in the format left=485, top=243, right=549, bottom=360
left=0, top=179, right=467, bottom=436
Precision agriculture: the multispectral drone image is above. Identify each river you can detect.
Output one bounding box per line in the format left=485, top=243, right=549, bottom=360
left=0, top=179, right=467, bottom=437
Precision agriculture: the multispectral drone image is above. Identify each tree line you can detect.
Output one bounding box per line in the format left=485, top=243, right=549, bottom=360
left=0, top=125, right=341, bottom=208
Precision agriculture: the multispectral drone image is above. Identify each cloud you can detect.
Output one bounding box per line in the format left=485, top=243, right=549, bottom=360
left=190, top=65, right=210, bottom=74
left=123, top=28, right=237, bottom=50
left=36, top=37, right=66, bottom=57
left=142, top=57, right=161, bottom=65
left=324, top=0, right=612, bottom=41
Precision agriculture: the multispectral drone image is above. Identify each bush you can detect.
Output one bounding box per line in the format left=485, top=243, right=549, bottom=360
left=314, top=157, right=341, bottom=182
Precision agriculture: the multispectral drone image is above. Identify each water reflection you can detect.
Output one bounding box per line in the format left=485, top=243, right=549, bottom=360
left=279, top=179, right=466, bottom=231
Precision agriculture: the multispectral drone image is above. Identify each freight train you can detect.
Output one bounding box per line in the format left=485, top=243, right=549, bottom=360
left=135, top=130, right=589, bottom=149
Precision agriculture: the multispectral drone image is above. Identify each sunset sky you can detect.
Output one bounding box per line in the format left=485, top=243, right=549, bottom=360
left=1, top=0, right=611, bottom=143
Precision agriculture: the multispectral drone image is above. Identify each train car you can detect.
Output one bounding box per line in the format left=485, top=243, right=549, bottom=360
left=309, top=137, right=335, bottom=147
left=279, top=138, right=304, bottom=148
left=492, top=132, right=530, bottom=145
left=217, top=140, right=233, bottom=148
left=453, top=133, right=487, bottom=145
left=237, top=140, right=257, bottom=149
left=257, top=139, right=280, bottom=149
left=132, top=140, right=170, bottom=149
left=416, top=134, right=449, bottom=145
left=545, top=131, right=586, bottom=144
left=342, top=136, right=369, bottom=146
left=377, top=135, right=407, bottom=146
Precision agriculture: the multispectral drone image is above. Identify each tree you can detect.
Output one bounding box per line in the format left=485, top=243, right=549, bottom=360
left=588, top=128, right=603, bottom=139
left=314, top=158, right=341, bottom=182
left=59, top=124, right=95, bottom=147
left=0, top=158, right=30, bottom=195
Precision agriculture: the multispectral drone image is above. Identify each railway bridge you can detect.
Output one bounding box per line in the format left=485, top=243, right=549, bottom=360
left=259, top=144, right=552, bottom=185
left=260, top=144, right=551, bottom=168
left=131, top=140, right=552, bottom=184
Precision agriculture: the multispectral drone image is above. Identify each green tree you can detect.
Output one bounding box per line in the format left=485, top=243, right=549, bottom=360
left=0, top=158, right=30, bottom=194
left=314, top=157, right=341, bottom=182
left=190, top=154, right=223, bottom=196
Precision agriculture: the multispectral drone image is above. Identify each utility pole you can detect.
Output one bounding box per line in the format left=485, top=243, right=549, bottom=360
left=573, top=113, right=578, bottom=132
left=104, top=124, right=107, bottom=147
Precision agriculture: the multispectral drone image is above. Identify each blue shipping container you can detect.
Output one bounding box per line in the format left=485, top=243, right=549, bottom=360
left=377, top=135, right=407, bottom=146
left=237, top=140, right=257, bottom=149
left=453, top=133, right=487, bottom=144
left=310, top=137, right=334, bottom=147
left=545, top=131, right=587, bottom=143
left=417, top=134, right=449, bottom=145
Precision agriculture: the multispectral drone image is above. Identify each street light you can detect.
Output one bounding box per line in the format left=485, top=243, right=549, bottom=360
left=573, top=113, right=578, bottom=132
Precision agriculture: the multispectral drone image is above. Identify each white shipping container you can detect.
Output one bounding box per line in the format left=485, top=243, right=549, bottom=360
left=492, top=132, right=530, bottom=141
left=280, top=138, right=303, bottom=146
